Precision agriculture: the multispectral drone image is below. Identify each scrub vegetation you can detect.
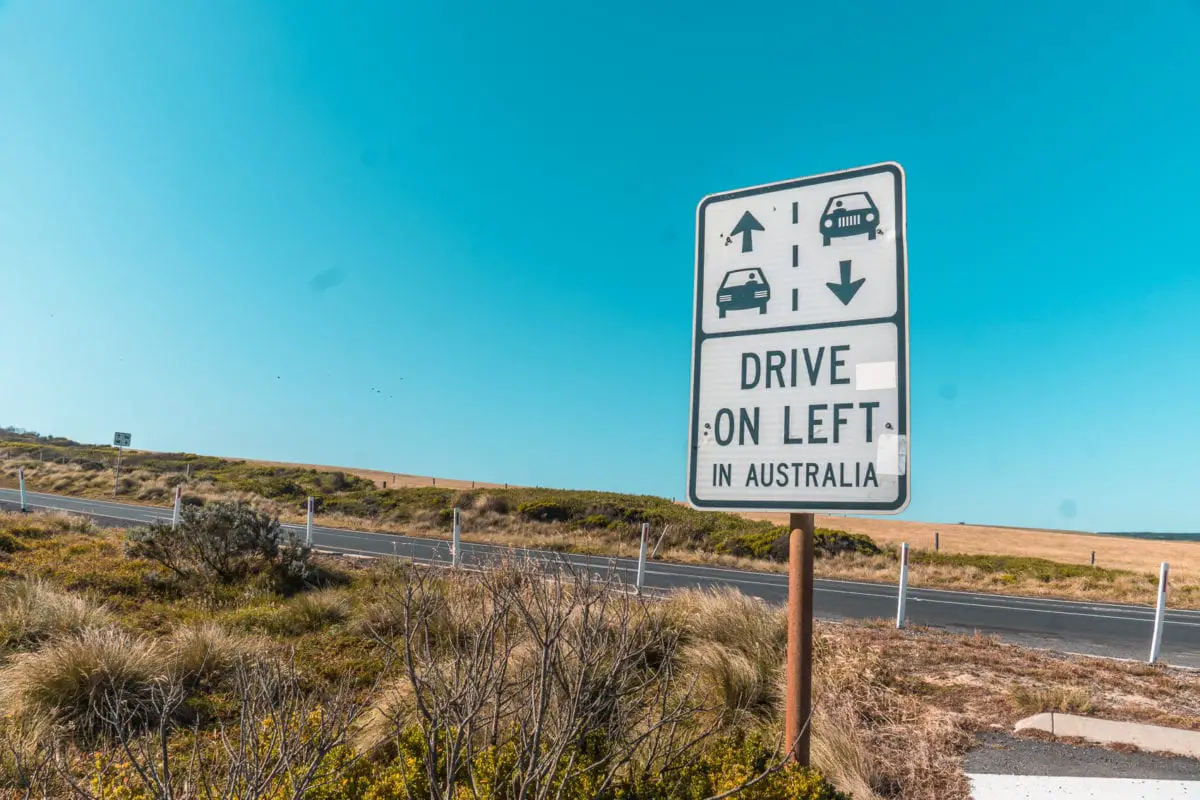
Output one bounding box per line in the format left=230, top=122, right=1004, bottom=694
left=2, top=428, right=1198, bottom=609
left=3, top=510, right=1197, bottom=799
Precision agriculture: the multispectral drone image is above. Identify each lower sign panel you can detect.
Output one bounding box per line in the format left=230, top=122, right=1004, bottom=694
left=689, top=322, right=907, bottom=511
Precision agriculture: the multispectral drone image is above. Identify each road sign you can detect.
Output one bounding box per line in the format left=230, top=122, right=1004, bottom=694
left=688, top=162, right=909, bottom=512
left=113, top=432, right=132, bottom=448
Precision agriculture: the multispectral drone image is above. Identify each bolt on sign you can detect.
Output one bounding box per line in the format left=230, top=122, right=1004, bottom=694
left=688, top=163, right=910, bottom=512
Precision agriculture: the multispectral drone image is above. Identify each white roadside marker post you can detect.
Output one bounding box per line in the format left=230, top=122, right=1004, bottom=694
left=18, top=467, right=27, bottom=512
left=1149, top=561, right=1169, bottom=664
left=452, top=508, right=462, bottom=568
left=896, top=542, right=910, bottom=629
left=636, top=522, right=649, bottom=594
left=305, top=496, right=314, bottom=547
left=172, top=486, right=182, bottom=528
left=113, top=445, right=123, bottom=496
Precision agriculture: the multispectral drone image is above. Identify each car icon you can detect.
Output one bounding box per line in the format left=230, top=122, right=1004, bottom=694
left=717, top=268, right=770, bottom=318
left=820, top=192, right=879, bottom=246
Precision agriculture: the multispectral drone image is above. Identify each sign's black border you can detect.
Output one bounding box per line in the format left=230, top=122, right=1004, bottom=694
left=686, top=162, right=909, bottom=512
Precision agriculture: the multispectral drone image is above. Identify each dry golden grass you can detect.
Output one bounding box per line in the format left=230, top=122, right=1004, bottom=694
left=813, top=551, right=1200, bottom=609
left=0, top=627, right=168, bottom=739
left=1007, top=684, right=1097, bottom=715
left=0, top=578, right=111, bottom=652
left=745, top=511, right=1200, bottom=584
left=234, top=457, right=509, bottom=490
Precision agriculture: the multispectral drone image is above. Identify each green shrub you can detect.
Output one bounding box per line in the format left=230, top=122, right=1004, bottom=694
left=766, top=528, right=882, bottom=562
left=137, top=486, right=169, bottom=502
left=911, top=551, right=1124, bottom=583
left=579, top=514, right=610, bottom=529
left=475, top=494, right=510, bottom=514
left=300, top=731, right=847, bottom=800
left=680, top=734, right=851, bottom=800
left=517, top=501, right=571, bottom=523
left=322, top=496, right=373, bottom=517
left=125, top=501, right=312, bottom=590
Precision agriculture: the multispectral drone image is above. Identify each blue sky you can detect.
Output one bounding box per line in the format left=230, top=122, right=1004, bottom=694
left=2, top=1, right=1198, bottom=532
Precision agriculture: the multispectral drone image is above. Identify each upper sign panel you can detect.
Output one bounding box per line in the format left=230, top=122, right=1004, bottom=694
left=697, top=163, right=903, bottom=336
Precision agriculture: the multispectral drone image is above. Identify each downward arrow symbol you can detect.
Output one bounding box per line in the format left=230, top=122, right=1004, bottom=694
left=826, top=260, right=865, bottom=305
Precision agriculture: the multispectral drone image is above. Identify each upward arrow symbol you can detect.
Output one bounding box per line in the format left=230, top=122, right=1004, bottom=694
left=730, top=211, right=764, bottom=253
left=826, top=260, right=866, bottom=305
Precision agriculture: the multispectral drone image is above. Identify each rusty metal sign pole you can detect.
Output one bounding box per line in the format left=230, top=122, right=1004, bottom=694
left=786, top=512, right=815, bottom=765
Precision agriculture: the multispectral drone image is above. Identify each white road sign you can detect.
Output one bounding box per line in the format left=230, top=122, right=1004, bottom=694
left=113, top=432, right=132, bottom=448
left=687, top=163, right=909, bottom=512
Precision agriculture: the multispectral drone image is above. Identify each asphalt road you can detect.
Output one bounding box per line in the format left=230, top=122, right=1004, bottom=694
left=966, top=731, right=1200, bottom=780
left=3, top=487, right=1199, bottom=668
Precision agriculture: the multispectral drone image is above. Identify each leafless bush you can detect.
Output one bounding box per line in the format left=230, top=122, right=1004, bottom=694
left=0, top=716, right=61, bottom=799
left=40, top=654, right=380, bottom=800
left=365, top=559, right=788, bottom=800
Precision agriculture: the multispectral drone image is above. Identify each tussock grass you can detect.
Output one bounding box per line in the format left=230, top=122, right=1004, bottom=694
left=224, top=588, right=353, bottom=637
left=663, top=588, right=786, bottom=653
left=282, top=588, right=352, bottom=633
left=0, top=627, right=168, bottom=740
left=167, top=622, right=259, bottom=685
left=682, top=641, right=774, bottom=728
left=0, top=509, right=94, bottom=540
left=0, top=578, right=111, bottom=652
left=1008, top=684, right=1097, bottom=715
left=662, top=589, right=786, bottom=731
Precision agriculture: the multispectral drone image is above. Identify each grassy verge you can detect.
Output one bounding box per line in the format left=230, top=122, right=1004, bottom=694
left=2, top=429, right=1197, bottom=609
left=3, top=511, right=1197, bottom=799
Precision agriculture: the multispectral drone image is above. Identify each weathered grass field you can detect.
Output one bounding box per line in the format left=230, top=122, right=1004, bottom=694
left=745, top=512, right=1197, bottom=577
left=2, top=510, right=1196, bottom=800
left=2, top=439, right=1197, bottom=608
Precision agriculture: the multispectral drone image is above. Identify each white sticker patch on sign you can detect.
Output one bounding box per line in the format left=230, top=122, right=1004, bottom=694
left=876, top=433, right=907, bottom=476
left=855, top=361, right=896, bottom=391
